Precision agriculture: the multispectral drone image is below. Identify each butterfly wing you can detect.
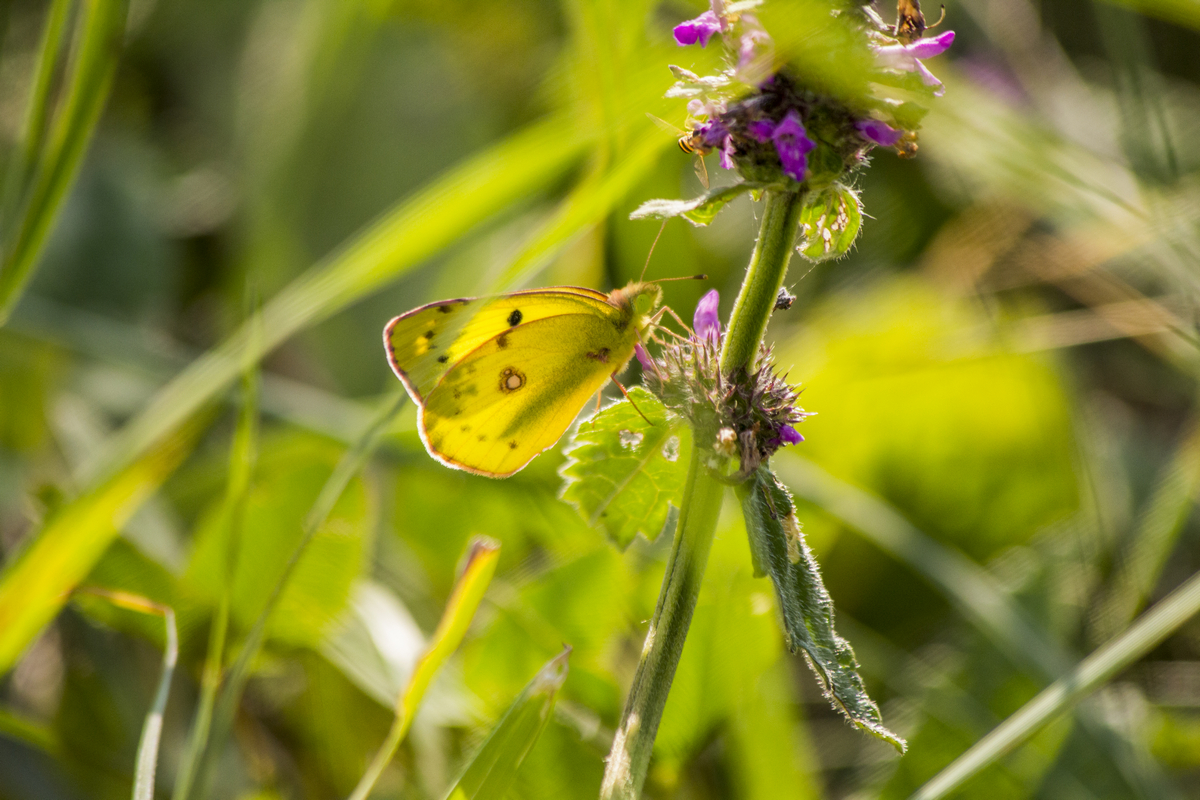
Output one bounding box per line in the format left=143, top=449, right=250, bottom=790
left=419, top=312, right=638, bottom=477
left=384, top=288, right=611, bottom=402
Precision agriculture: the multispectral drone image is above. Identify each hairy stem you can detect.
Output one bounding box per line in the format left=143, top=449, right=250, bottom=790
left=721, top=190, right=805, bottom=373
left=599, top=189, right=803, bottom=799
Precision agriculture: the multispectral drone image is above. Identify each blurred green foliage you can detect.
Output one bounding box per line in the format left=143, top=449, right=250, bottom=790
left=0, top=0, right=1199, bottom=798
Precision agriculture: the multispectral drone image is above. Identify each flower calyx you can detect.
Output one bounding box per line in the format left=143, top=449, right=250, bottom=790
left=641, top=290, right=810, bottom=482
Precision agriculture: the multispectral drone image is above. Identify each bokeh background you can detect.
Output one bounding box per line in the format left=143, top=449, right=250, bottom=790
left=1, top=0, right=1200, bottom=798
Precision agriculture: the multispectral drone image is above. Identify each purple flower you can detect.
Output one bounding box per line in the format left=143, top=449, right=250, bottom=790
left=695, top=118, right=729, bottom=149
left=771, top=111, right=816, bottom=182
left=694, top=289, right=721, bottom=341
left=874, top=30, right=955, bottom=96
left=719, top=135, right=736, bottom=169
left=635, top=343, right=653, bottom=370
left=856, top=118, right=903, bottom=146
left=673, top=11, right=722, bottom=47
left=736, top=23, right=771, bottom=77
left=779, top=425, right=804, bottom=445
left=746, top=119, right=774, bottom=143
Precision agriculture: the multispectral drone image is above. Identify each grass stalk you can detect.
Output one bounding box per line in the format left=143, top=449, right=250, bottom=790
left=913, top=568, right=1200, bottom=800
left=191, top=389, right=407, bottom=798
left=0, top=0, right=129, bottom=323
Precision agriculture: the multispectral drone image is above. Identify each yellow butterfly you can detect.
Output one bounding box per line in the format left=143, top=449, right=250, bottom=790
left=384, top=282, right=670, bottom=478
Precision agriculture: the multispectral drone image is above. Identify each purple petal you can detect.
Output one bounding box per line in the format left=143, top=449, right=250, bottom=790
left=914, top=60, right=945, bottom=95
left=696, top=118, right=730, bottom=148
left=737, top=27, right=771, bottom=71
left=635, top=343, right=653, bottom=370
left=908, top=30, right=955, bottom=60
left=673, top=11, right=722, bottom=47
left=694, top=289, right=721, bottom=341
left=719, top=135, right=736, bottom=169
left=747, top=119, right=774, bottom=142
left=771, top=110, right=816, bottom=182
left=856, top=118, right=903, bottom=146
left=779, top=425, right=804, bottom=445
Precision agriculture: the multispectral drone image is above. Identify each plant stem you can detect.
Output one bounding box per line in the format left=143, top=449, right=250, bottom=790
left=599, top=446, right=723, bottom=799
left=720, top=190, right=805, bottom=373
left=599, top=189, right=803, bottom=799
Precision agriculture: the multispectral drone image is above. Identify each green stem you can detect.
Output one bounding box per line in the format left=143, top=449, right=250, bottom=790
left=599, top=189, right=803, bottom=799
left=720, top=190, right=805, bottom=373
left=599, top=447, right=723, bottom=799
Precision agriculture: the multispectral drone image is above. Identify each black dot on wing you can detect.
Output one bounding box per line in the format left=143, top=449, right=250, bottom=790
left=437, top=305, right=454, bottom=314
left=424, top=330, right=435, bottom=339
left=508, top=440, right=518, bottom=449
left=437, top=355, right=449, bottom=363
left=507, top=309, right=523, bottom=327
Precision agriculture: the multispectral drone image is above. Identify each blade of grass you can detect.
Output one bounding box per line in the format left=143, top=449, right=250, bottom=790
left=82, top=112, right=588, bottom=485
left=172, top=344, right=261, bottom=800
left=1091, top=414, right=1200, bottom=643
left=0, top=0, right=72, bottom=224
left=350, top=536, right=501, bottom=800
left=192, top=389, right=408, bottom=798
left=912, top=568, right=1200, bottom=800
left=75, top=589, right=177, bottom=800
left=444, top=647, right=570, bottom=800
left=0, top=0, right=130, bottom=323
left=0, top=414, right=202, bottom=675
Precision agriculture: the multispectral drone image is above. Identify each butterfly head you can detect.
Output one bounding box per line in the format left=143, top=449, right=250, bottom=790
left=608, top=282, right=663, bottom=337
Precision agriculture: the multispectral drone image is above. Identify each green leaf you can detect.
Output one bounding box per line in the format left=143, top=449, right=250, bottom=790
left=560, top=388, right=690, bottom=549
left=796, top=183, right=862, bottom=262
left=445, top=648, right=570, bottom=800
left=737, top=465, right=906, bottom=753
left=629, top=182, right=765, bottom=226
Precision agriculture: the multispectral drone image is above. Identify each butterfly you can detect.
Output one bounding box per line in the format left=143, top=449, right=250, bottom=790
left=384, top=281, right=677, bottom=478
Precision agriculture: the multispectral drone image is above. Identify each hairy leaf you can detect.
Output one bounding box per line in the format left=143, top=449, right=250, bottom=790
left=445, top=648, right=570, bottom=800
left=630, top=182, right=766, bottom=226
left=796, top=183, right=862, bottom=262
left=560, top=388, right=690, bottom=549
left=738, top=465, right=905, bottom=752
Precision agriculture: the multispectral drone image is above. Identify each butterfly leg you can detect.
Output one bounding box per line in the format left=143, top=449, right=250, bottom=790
left=610, top=374, right=655, bottom=426
left=660, top=304, right=695, bottom=335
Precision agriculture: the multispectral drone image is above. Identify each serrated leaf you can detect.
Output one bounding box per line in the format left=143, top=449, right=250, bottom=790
left=737, top=465, right=906, bottom=753
left=630, top=182, right=765, bottom=226
left=560, top=388, right=690, bottom=549
left=796, top=184, right=863, bottom=262
left=444, top=648, right=569, bottom=800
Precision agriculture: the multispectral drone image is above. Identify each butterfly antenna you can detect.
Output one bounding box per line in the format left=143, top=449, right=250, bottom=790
left=649, top=273, right=707, bottom=284
left=929, top=5, right=946, bottom=28
left=639, top=219, right=669, bottom=282
left=610, top=375, right=655, bottom=426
